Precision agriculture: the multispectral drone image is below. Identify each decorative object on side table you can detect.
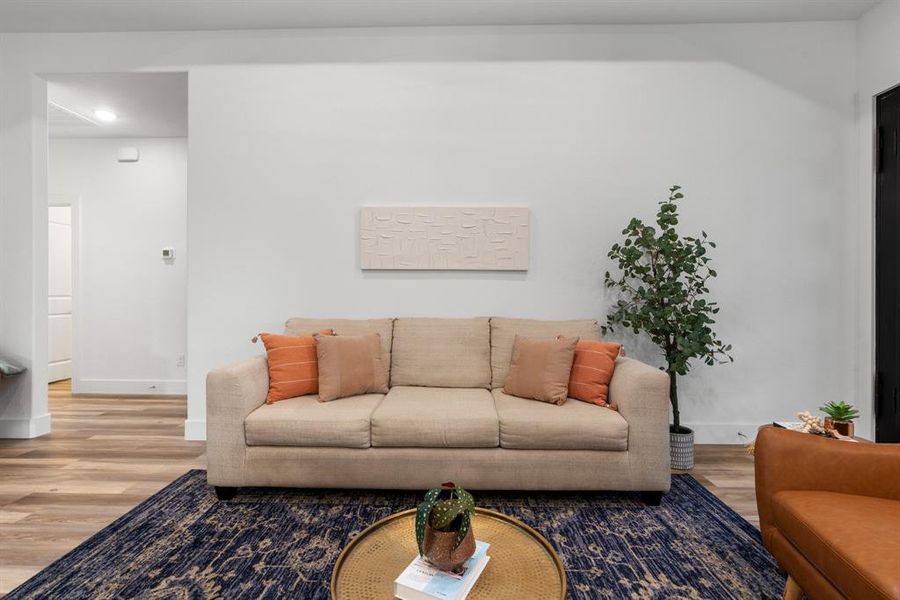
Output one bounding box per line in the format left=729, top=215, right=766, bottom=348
left=819, top=401, right=860, bottom=437
left=333, top=507, right=566, bottom=600
left=796, top=411, right=829, bottom=435
left=416, top=482, right=476, bottom=573
left=0, top=357, right=26, bottom=379
left=604, top=185, right=733, bottom=470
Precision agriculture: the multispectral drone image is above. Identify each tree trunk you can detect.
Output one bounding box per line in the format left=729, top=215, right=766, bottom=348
left=669, top=371, right=680, bottom=430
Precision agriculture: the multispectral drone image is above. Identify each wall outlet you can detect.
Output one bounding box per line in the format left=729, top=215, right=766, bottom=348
left=176, top=354, right=185, bottom=367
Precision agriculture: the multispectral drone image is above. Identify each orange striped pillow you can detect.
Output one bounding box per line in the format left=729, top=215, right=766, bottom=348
left=255, top=330, right=334, bottom=403
left=566, top=339, right=622, bottom=406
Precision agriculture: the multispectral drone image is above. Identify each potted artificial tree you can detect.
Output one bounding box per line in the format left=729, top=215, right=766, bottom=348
left=604, top=186, right=733, bottom=469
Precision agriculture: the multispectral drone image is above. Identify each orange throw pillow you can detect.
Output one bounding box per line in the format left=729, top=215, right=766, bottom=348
left=567, top=339, right=622, bottom=406
left=254, top=330, right=334, bottom=403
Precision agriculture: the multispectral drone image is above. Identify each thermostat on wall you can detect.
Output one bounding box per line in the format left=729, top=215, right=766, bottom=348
left=162, top=247, right=175, bottom=260
left=117, top=147, right=140, bottom=163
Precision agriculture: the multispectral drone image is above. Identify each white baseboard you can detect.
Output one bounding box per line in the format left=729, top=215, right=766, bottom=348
left=184, top=419, right=206, bottom=441
left=75, top=378, right=186, bottom=396
left=48, top=360, right=72, bottom=382
left=0, top=413, right=52, bottom=438
left=688, top=423, right=761, bottom=444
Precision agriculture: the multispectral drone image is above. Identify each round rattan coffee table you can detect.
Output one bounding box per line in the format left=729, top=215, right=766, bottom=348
left=330, top=507, right=566, bottom=599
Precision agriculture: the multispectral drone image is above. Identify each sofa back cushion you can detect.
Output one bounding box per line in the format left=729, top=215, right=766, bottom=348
left=284, top=318, right=394, bottom=383
left=490, top=317, right=601, bottom=389
left=391, top=318, right=491, bottom=388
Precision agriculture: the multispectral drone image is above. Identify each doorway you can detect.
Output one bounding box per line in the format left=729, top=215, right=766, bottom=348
left=875, top=84, right=900, bottom=443
left=44, top=72, right=188, bottom=401
left=47, top=200, right=77, bottom=385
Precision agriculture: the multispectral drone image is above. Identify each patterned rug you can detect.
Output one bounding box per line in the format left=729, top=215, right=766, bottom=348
left=7, top=471, right=783, bottom=599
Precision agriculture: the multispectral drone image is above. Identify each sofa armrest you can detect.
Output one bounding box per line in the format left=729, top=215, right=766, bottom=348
left=609, top=357, right=670, bottom=440
left=609, top=357, right=670, bottom=490
left=755, top=426, right=900, bottom=540
left=206, top=356, right=268, bottom=485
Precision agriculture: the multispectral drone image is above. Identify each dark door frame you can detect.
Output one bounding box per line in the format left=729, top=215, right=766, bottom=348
left=874, top=82, right=900, bottom=443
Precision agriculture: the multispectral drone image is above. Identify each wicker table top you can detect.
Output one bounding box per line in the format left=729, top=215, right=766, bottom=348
left=330, top=507, right=566, bottom=600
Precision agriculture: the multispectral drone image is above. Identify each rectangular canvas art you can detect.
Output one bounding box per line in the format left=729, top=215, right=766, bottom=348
left=360, top=207, right=530, bottom=270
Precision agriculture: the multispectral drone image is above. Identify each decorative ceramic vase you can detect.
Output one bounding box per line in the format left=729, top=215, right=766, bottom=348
left=670, top=427, right=695, bottom=470
left=422, top=524, right=476, bottom=573
left=833, top=421, right=854, bottom=437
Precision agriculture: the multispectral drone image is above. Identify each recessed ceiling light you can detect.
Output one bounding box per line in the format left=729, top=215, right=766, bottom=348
left=93, top=108, right=117, bottom=123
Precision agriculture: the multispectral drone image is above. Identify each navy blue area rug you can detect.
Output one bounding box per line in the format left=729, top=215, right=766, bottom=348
left=7, top=471, right=783, bottom=599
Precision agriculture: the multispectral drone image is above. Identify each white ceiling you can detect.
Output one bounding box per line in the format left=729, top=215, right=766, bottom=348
left=0, top=0, right=879, bottom=32
left=47, top=73, right=188, bottom=139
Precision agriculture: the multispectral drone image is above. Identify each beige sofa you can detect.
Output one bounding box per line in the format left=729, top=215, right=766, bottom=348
left=207, top=317, right=671, bottom=503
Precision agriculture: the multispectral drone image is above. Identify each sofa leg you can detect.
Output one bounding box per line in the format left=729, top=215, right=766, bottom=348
left=641, top=491, right=663, bottom=506
left=782, top=576, right=802, bottom=600
left=214, top=486, right=238, bottom=501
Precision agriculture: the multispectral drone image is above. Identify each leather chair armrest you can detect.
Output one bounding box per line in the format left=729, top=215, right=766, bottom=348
left=755, top=426, right=900, bottom=540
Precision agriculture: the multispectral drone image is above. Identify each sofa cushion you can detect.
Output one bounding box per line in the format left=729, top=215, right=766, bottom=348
left=503, top=335, right=578, bottom=405
left=244, top=393, right=384, bottom=448
left=316, top=334, right=389, bottom=401
left=772, top=490, right=900, bottom=600
left=568, top=340, right=622, bottom=407
left=255, top=330, right=333, bottom=403
left=391, top=318, right=491, bottom=388
left=284, top=318, right=394, bottom=383
left=490, top=318, right=601, bottom=389
left=371, top=386, right=499, bottom=448
left=492, top=389, right=628, bottom=450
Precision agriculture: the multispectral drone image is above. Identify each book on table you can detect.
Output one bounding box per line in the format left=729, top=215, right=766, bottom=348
left=773, top=421, right=803, bottom=430
left=394, top=540, right=490, bottom=600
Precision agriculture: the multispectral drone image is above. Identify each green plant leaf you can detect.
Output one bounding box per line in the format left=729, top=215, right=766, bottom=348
left=415, top=488, right=441, bottom=556
left=429, top=499, right=466, bottom=530
left=454, top=487, right=475, bottom=511
left=819, top=401, right=859, bottom=422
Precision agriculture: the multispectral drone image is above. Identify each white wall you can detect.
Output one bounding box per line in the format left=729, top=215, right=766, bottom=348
left=48, top=138, right=187, bottom=394
left=854, top=0, right=900, bottom=439
left=0, top=23, right=860, bottom=442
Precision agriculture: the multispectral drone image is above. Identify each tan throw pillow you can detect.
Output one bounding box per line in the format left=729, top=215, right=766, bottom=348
left=315, top=333, right=389, bottom=402
left=503, top=335, right=579, bottom=405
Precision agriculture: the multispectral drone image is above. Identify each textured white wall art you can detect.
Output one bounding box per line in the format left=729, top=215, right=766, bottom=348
left=360, top=207, right=530, bottom=270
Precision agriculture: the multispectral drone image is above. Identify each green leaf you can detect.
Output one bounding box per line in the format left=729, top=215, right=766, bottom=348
left=454, top=511, right=471, bottom=551
left=415, top=488, right=441, bottom=555
left=430, top=499, right=466, bottom=530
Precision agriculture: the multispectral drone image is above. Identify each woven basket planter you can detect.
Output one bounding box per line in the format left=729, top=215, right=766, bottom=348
left=670, top=428, right=695, bottom=470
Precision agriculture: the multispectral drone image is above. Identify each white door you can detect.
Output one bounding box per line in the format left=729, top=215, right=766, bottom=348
left=48, top=206, right=73, bottom=382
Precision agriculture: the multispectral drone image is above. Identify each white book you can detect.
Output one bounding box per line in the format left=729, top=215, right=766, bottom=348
left=394, top=540, right=490, bottom=600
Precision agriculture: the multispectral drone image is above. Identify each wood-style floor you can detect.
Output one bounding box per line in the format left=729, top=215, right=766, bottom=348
left=0, top=380, right=757, bottom=595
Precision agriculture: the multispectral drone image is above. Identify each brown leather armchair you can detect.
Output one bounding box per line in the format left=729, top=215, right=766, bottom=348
left=755, top=427, right=900, bottom=599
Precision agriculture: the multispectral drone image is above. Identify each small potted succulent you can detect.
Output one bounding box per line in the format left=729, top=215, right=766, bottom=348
left=819, top=401, right=859, bottom=437
left=415, top=482, right=476, bottom=573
